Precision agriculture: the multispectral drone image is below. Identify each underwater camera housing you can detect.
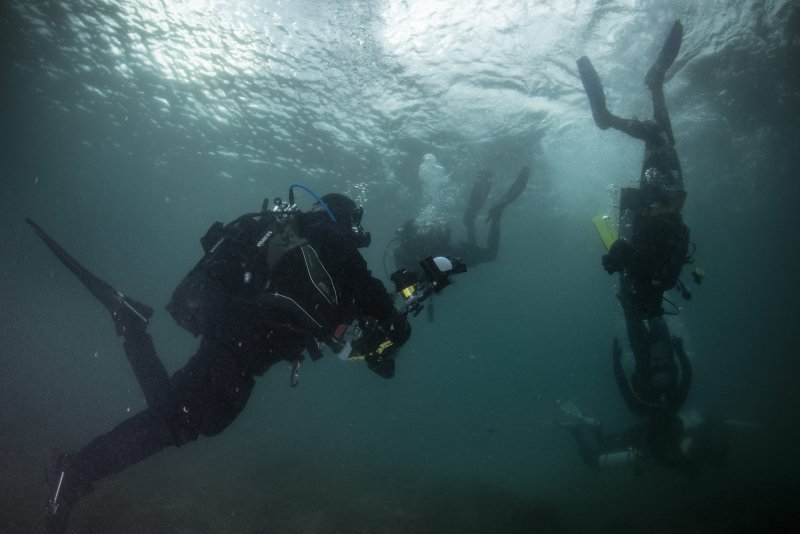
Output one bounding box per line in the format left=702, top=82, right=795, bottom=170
left=390, top=255, right=466, bottom=316
left=349, top=256, right=466, bottom=378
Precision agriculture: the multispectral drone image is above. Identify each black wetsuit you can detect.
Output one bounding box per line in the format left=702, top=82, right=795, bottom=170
left=60, top=211, right=398, bottom=503
left=579, top=22, right=692, bottom=413
left=607, top=104, right=691, bottom=410
left=604, top=82, right=689, bottom=321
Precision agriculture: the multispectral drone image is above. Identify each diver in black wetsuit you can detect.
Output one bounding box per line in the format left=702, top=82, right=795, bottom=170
left=393, top=166, right=529, bottom=271
left=556, top=339, right=727, bottom=478
left=34, top=193, right=411, bottom=534
left=563, top=407, right=732, bottom=477
left=578, top=21, right=699, bottom=409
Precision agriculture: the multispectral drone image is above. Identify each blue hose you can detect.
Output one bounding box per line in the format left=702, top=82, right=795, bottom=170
left=290, top=183, right=336, bottom=223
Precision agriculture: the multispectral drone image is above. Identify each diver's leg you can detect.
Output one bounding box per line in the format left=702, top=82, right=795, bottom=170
left=168, top=339, right=256, bottom=438
left=65, top=407, right=191, bottom=493
left=483, top=212, right=501, bottom=262
left=46, top=350, right=216, bottom=532
left=646, top=21, right=683, bottom=146
left=648, top=83, right=674, bottom=146
left=577, top=58, right=652, bottom=140
left=47, top=344, right=255, bottom=533
left=123, top=329, right=173, bottom=410
left=472, top=166, right=529, bottom=263
left=46, top=405, right=196, bottom=533
left=463, top=170, right=493, bottom=249
left=485, top=166, right=529, bottom=223
left=608, top=116, right=653, bottom=140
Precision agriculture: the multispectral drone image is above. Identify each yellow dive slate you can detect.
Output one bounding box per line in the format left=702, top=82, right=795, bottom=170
left=592, top=214, right=618, bottom=251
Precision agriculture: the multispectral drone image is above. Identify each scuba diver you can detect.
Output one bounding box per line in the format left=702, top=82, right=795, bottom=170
left=32, top=188, right=413, bottom=534
left=578, top=21, right=702, bottom=412
left=393, top=166, right=529, bottom=272
left=555, top=401, right=732, bottom=478
left=554, top=339, right=724, bottom=478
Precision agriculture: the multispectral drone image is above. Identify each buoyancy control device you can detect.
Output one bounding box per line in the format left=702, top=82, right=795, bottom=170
left=166, top=186, right=341, bottom=339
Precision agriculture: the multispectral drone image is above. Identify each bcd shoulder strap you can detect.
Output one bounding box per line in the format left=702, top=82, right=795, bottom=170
left=299, top=244, right=338, bottom=308
left=263, top=216, right=308, bottom=271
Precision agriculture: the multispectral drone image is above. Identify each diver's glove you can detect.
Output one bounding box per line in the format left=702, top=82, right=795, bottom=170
left=365, top=349, right=396, bottom=379
left=351, top=316, right=401, bottom=379
left=602, top=240, right=630, bottom=275
left=383, top=310, right=411, bottom=347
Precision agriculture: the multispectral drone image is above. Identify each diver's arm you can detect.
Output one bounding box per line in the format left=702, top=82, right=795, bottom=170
left=349, top=250, right=397, bottom=321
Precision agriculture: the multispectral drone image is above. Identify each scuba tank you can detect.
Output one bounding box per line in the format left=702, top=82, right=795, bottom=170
left=598, top=448, right=644, bottom=473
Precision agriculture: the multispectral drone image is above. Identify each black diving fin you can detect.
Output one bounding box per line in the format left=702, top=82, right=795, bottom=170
left=577, top=56, right=611, bottom=130
left=26, top=218, right=153, bottom=336
left=645, top=20, right=683, bottom=88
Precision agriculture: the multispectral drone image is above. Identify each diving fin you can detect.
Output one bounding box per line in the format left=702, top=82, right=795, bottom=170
left=592, top=214, right=618, bottom=251
left=26, top=218, right=153, bottom=336
left=577, top=56, right=611, bottom=130
left=645, top=20, right=683, bottom=88
left=558, top=401, right=600, bottom=427
left=485, top=166, right=529, bottom=223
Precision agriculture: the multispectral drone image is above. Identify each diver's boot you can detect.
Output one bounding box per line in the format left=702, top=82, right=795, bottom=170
left=45, top=453, right=92, bottom=534
left=645, top=20, right=683, bottom=88
left=463, top=170, right=492, bottom=227
left=106, top=289, right=152, bottom=337
left=26, top=218, right=153, bottom=336
left=486, top=166, right=529, bottom=222
left=577, top=56, right=611, bottom=130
